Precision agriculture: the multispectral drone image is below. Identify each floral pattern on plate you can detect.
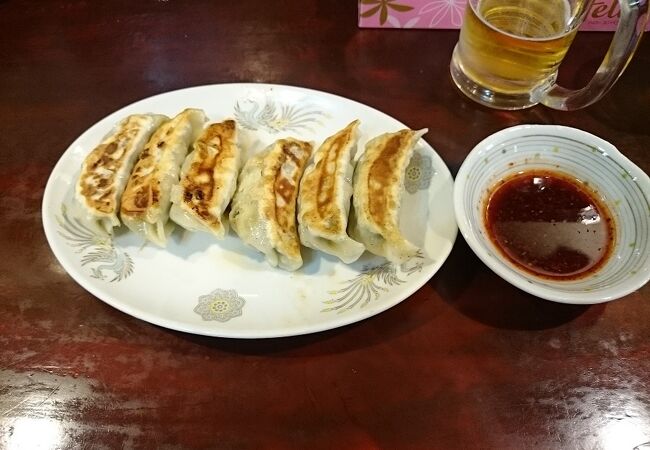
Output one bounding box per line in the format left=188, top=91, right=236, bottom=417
left=56, top=205, right=133, bottom=282
left=405, top=151, right=434, bottom=194
left=323, top=251, right=425, bottom=313
left=234, top=96, right=327, bottom=133
left=194, top=289, right=245, bottom=322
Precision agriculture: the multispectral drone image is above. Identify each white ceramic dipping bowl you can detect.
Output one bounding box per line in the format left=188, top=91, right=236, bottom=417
left=454, top=125, right=650, bottom=304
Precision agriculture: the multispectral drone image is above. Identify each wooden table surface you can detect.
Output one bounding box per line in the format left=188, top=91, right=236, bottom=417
left=1, top=1, right=649, bottom=449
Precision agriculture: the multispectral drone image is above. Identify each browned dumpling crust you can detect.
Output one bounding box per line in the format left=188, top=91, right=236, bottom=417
left=76, top=114, right=167, bottom=232
left=349, top=128, right=428, bottom=263
left=169, top=120, right=240, bottom=238
left=297, top=120, right=364, bottom=263
left=229, top=138, right=313, bottom=271
left=120, top=108, right=207, bottom=246
left=265, top=139, right=313, bottom=266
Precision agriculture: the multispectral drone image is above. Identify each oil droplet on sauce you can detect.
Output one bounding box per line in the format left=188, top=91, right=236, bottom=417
left=485, top=171, right=615, bottom=280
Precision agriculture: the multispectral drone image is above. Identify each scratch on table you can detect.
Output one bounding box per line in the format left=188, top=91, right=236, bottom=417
left=335, top=383, right=359, bottom=426
left=306, top=385, right=318, bottom=409
left=34, top=384, right=61, bottom=409
left=1, top=397, right=30, bottom=417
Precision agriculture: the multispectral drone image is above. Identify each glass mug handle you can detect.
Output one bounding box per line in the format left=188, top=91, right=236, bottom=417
left=539, top=0, right=649, bottom=110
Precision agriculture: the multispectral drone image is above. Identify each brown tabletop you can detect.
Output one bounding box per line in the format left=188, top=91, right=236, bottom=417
left=1, top=1, right=649, bottom=449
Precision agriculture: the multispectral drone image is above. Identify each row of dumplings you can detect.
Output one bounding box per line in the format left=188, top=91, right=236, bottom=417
left=76, top=108, right=428, bottom=271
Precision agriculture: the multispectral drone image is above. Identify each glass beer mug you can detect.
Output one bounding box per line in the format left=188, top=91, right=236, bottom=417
left=450, top=0, right=649, bottom=110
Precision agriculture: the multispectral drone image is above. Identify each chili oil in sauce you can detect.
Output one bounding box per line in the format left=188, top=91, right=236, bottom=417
left=485, top=170, right=615, bottom=280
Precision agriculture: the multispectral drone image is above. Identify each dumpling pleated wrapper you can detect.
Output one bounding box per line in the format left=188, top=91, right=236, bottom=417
left=229, top=138, right=313, bottom=271
left=76, top=114, right=168, bottom=233
left=297, top=120, right=365, bottom=263
left=349, top=128, right=428, bottom=264
left=169, top=120, right=240, bottom=239
left=120, top=108, right=207, bottom=246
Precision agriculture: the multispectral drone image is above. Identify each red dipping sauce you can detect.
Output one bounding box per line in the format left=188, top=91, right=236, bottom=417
left=485, top=170, right=615, bottom=280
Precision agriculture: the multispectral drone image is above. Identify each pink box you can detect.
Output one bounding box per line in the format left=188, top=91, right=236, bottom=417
left=358, top=0, right=650, bottom=31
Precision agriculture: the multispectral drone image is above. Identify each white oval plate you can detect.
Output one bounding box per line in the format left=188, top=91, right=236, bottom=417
left=42, top=83, right=457, bottom=338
